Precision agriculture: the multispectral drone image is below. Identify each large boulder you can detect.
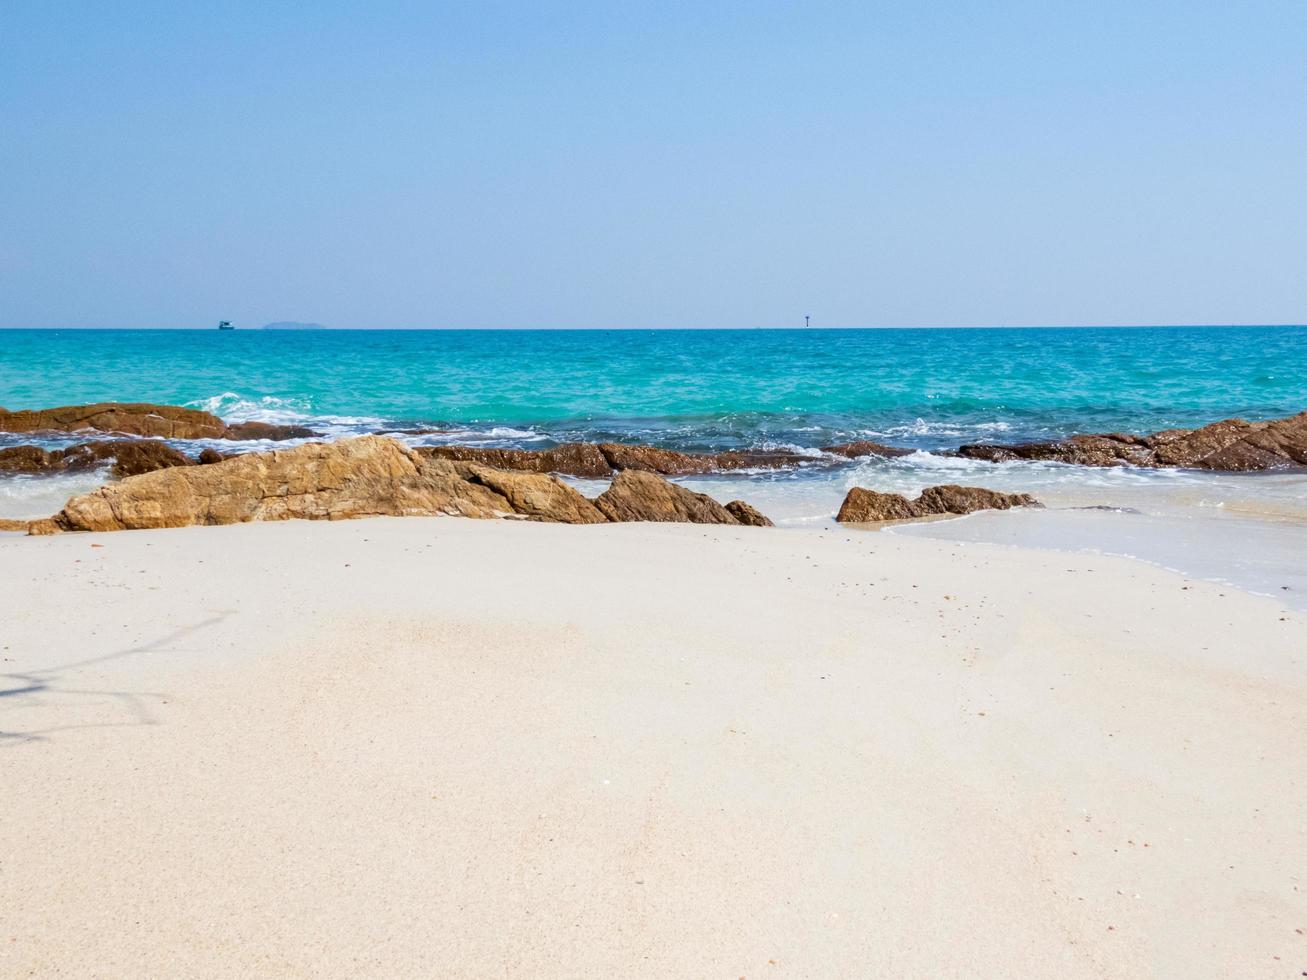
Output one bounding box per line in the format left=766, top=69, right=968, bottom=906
left=458, top=464, right=607, bottom=524
left=420, top=443, right=612, bottom=477
left=0, top=403, right=229, bottom=440
left=836, top=484, right=1040, bottom=523
left=593, top=470, right=750, bottom=525
left=52, top=436, right=515, bottom=532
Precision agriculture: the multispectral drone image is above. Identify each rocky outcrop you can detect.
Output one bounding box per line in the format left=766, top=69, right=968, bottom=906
left=421, top=443, right=612, bottom=478
left=836, top=484, right=1040, bottom=523
left=0, top=440, right=194, bottom=478
left=53, top=437, right=516, bottom=532
left=420, top=440, right=906, bottom=478
left=724, top=500, right=774, bottom=527
left=225, top=421, right=320, bottom=441
left=457, top=464, right=607, bottom=524
left=44, top=436, right=772, bottom=533
left=958, top=412, right=1307, bottom=472
left=0, top=402, right=317, bottom=441
left=819, top=440, right=915, bottom=459
left=594, top=471, right=749, bottom=525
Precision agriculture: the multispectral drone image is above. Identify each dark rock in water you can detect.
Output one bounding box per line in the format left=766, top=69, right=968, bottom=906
left=724, top=500, right=774, bottom=527
left=0, top=440, right=193, bottom=478
left=0, top=402, right=321, bottom=442
left=420, top=443, right=612, bottom=478
left=820, top=440, right=916, bottom=459
left=957, top=411, right=1307, bottom=471
left=414, top=439, right=916, bottom=477
left=593, top=470, right=747, bottom=525
left=223, top=421, right=319, bottom=441
left=0, top=445, right=59, bottom=474
left=197, top=448, right=227, bottom=465
left=957, top=434, right=1151, bottom=467
left=0, top=402, right=229, bottom=440
left=837, top=484, right=1040, bottom=523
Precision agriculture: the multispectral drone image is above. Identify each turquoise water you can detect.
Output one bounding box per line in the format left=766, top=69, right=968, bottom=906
left=1, top=326, right=1304, bottom=451
left=2, top=326, right=1305, bottom=606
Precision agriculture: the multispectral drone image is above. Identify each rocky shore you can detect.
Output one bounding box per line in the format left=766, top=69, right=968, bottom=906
left=27, top=436, right=779, bottom=533
left=3, top=402, right=1305, bottom=477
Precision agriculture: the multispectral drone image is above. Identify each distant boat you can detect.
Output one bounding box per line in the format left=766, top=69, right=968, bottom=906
left=217, top=320, right=234, bottom=330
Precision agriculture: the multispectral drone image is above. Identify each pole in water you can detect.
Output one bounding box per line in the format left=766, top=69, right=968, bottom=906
left=805, top=314, right=810, bottom=328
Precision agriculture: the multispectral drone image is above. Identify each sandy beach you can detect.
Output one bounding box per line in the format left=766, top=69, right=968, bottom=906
left=1, top=517, right=1302, bottom=978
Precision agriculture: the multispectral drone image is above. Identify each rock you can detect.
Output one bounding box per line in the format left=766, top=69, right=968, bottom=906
left=593, top=471, right=745, bottom=524
left=459, top=464, right=607, bottom=524
left=197, top=448, right=227, bottom=465
left=415, top=440, right=913, bottom=477
left=596, top=443, right=718, bottom=475
left=916, top=484, right=1041, bottom=514
left=0, top=445, right=59, bottom=474
left=53, top=436, right=516, bottom=532
left=223, top=421, right=320, bottom=441
left=0, top=402, right=321, bottom=441
left=724, top=500, right=774, bottom=527
left=420, top=443, right=613, bottom=478
left=0, top=402, right=229, bottom=439
left=836, top=484, right=1040, bottom=523
left=25, top=519, right=61, bottom=535
left=957, top=434, right=1151, bottom=467
left=957, top=411, right=1307, bottom=471
left=0, top=518, right=31, bottom=531
left=69, top=440, right=194, bottom=478
left=0, top=440, right=193, bottom=478
left=820, top=440, right=916, bottom=459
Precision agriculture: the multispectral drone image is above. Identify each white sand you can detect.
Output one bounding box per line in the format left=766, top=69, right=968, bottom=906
left=1, top=517, right=1303, bottom=978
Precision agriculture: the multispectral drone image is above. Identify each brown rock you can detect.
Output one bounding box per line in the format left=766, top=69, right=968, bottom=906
left=459, top=464, right=607, bottom=524
left=420, top=443, right=612, bottom=477
left=597, top=443, right=718, bottom=475
left=957, top=411, right=1307, bottom=471
left=724, top=500, right=774, bottom=527
left=0, top=402, right=228, bottom=439
left=820, top=440, right=916, bottom=459
left=836, top=484, right=1040, bottom=523
left=916, top=484, right=1041, bottom=514
left=0, top=445, right=59, bottom=474
left=223, top=421, right=320, bottom=441
left=957, top=434, right=1150, bottom=467
left=25, top=518, right=61, bottom=535
left=0, top=518, right=31, bottom=531
left=0, top=440, right=193, bottom=478
left=835, top=488, right=924, bottom=523
left=53, top=436, right=515, bottom=532
left=66, top=440, right=194, bottom=478
left=593, top=471, right=744, bottom=524
left=197, top=448, right=227, bottom=465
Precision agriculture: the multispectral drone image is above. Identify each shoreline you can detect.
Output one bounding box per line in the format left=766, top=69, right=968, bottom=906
left=2, top=517, right=1303, bottom=977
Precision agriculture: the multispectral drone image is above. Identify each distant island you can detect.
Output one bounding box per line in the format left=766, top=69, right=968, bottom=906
left=262, top=321, right=327, bottom=331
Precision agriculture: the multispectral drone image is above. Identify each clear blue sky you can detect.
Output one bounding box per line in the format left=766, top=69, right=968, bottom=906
left=2, top=1, right=1304, bottom=328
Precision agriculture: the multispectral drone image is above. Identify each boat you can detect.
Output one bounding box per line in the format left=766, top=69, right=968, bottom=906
left=217, top=320, right=234, bottom=330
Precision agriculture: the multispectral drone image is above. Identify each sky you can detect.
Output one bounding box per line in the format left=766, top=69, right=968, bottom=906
left=1, top=1, right=1305, bottom=329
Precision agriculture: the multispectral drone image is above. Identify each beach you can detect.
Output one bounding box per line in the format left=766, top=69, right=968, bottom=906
left=3, top=517, right=1303, bottom=978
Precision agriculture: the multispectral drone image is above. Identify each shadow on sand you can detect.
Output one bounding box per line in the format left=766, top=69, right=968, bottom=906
left=0, top=612, right=233, bottom=745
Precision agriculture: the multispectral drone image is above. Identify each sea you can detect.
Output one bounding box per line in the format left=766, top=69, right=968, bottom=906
left=2, top=326, right=1304, bottom=605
